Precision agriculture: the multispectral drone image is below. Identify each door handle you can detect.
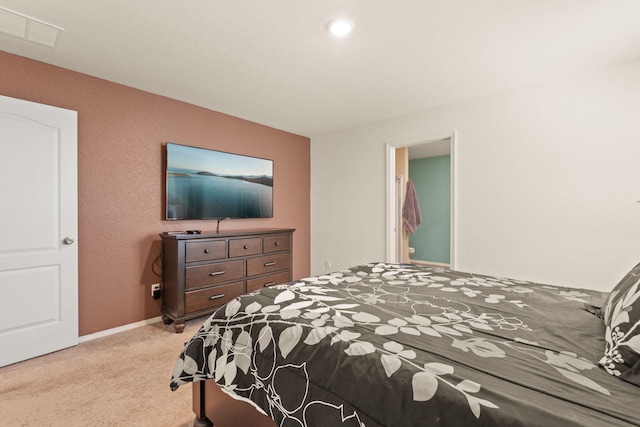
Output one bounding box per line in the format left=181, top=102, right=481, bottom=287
left=63, top=237, right=75, bottom=245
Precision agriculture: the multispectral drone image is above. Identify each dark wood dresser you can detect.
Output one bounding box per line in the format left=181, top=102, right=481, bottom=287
left=160, top=228, right=294, bottom=332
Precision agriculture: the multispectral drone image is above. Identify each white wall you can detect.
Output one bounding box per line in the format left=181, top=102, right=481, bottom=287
left=311, top=58, right=640, bottom=291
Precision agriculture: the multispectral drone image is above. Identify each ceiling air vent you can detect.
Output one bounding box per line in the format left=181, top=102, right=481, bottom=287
left=0, top=6, right=64, bottom=48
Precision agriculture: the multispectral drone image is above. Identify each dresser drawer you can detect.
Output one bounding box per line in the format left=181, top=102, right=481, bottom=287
left=185, top=260, right=244, bottom=289
left=247, top=253, right=290, bottom=277
left=246, top=271, right=291, bottom=293
left=229, top=237, right=262, bottom=258
left=263, top=234, right=290, bottom=254
left=161, top=228, right=294, bottom=332
left=185, top=240, right=226, bottom=263
left=185, top=281, right=244, bottom=313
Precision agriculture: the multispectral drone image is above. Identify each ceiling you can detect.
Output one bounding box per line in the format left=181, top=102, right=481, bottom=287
left=1, top=1, right=640, bottom=138
left=409, top=139, right=451, bottom=160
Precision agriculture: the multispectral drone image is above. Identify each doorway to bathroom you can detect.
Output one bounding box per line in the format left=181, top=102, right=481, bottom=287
left=406, top=148, right=451, bottom=266
left=385, top=130, right=456, bottom=268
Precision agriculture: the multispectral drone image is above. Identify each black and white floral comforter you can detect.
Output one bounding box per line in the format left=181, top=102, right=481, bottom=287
left=170, top=263, right=640, bottom=426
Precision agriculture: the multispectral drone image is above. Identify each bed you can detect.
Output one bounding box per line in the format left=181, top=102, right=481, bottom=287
left=170, top=262, right=640, bottom=426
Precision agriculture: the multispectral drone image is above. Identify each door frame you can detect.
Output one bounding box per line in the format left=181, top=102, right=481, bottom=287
left=385, top=129, right=457, bottom=268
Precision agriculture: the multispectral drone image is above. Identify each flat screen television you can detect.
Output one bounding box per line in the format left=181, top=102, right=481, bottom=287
left=165, top=142, right=273, bottom=220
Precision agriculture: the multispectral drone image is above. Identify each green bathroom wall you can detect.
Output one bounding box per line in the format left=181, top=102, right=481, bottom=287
left=408, top=155, right=451, bottom=263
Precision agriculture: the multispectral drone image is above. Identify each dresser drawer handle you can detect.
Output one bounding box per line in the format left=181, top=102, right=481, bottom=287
left=243, top=245, right=249, bottom=249
left=209, top=271, right=225, bottom=276
left=275, top=242, right=280, bottom=246
left=263, top=262, right=276, bottom=267
left=208, top=294, right=225, bottom=301
left=263, top=282, right=276, bottom=287
left=204, top=249, right=210, bottom=254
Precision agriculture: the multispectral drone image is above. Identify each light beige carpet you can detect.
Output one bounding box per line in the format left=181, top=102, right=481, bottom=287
left=0, top=317, right=208, bottom=426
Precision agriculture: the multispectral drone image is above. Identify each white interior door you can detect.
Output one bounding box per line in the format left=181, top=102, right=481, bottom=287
left=0, top=95, right=78, bottom=367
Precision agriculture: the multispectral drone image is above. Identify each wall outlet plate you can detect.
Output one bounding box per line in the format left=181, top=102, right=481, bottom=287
left=151, top=283, right=161, bottom=298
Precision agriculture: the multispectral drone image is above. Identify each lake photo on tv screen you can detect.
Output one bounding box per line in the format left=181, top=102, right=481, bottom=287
left=166, top=143, right=273, bottom=220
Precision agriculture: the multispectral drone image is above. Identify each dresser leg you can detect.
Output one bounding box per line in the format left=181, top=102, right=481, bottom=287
left=174, top=321, right=186, bottom=333
left=162, top=315, right=173, bottom=325
left=193, top=416, right=213, bottom=427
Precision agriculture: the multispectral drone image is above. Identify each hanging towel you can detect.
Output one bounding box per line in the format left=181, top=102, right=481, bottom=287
left=403, top=179, right=422, bottom=234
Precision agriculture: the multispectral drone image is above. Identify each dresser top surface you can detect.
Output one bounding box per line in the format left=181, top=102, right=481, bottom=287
left=160, top=228, right=295, bottom=240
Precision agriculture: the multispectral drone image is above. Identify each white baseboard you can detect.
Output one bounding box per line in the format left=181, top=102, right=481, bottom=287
left=79, top=316, right=163, bottom=343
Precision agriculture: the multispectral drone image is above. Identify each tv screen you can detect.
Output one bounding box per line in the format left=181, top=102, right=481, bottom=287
left=165, top=142, right=273, bottom=220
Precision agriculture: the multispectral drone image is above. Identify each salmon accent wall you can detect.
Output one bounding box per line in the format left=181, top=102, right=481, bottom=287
left=0, top=51, right=310, bottom=336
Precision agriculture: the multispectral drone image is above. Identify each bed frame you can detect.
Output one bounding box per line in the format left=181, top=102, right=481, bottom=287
left=192, top=380, right=277, bottom=427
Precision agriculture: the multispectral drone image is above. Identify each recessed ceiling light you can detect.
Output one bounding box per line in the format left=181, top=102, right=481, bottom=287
left=327, top=18, right=354, bottom=37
